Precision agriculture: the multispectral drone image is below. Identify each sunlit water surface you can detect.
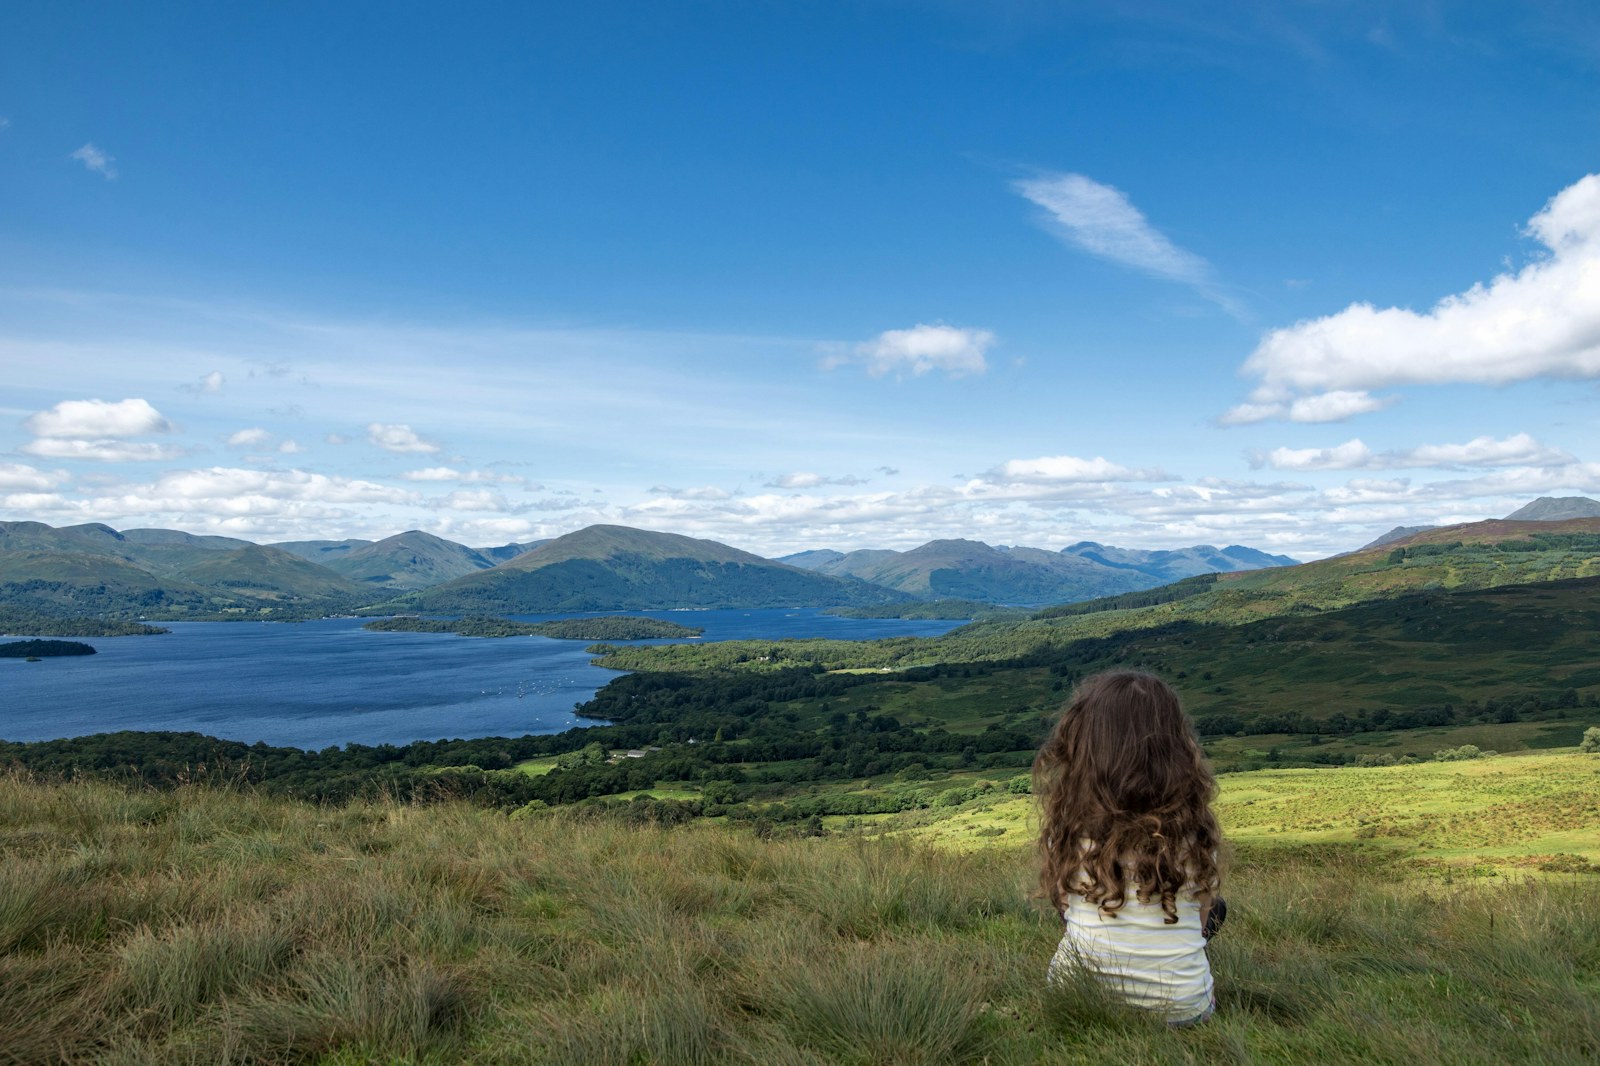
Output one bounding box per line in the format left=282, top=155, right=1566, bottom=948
left=1, top=609, right=963, bottom=748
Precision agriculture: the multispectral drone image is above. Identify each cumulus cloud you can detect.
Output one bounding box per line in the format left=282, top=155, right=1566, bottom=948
left=227, top=427, right=273, bottom=447
left=366, top=423, right=441, bottom=454
left=1257, top=433, right=1573, bottom=472
left=0, top=463, right=67, bottom=491
left=70, top=142, right=117, bottom=179
left=1227, top=173, right=1600, bottom=423
left=1013, top=172, right=1240, bottom=314
left=278, top=439, right=303, bottom=454
left=765, top=472, right=869, bottom=489
left=26, top=398, right=172, bottom=439
left=831, top=324, right=996, bottom=378
left=983, top=454, right=1169, bottom=484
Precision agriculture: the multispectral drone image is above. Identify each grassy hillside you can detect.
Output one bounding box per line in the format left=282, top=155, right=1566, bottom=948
left=1, top=770, right=1595, bottom=1064
left=591, top=521, right=1600, bottom=675
left=0, top=522, right=381, bottom=621
left=403, top=524, right=908, bottom=613
left=886, top=752, right=1600, bottom=877
left=292, top=531, right=497, bottom=590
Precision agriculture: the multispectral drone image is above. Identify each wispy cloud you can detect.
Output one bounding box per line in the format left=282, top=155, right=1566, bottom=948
left=765, top=472, right=869, bottom=489
left=179, top=370, right=226, bottom=396
left=827, top=323, right=995, bottom=378
left=1013, top=171, right=1242, bottom=316
left=1254, top=433, right=1574, bottom=472
left=1225, top=172, right=1600, bottom=424
left=69, top=143, right=117, bottom=180
left=21, top=439, right=185, bottom=462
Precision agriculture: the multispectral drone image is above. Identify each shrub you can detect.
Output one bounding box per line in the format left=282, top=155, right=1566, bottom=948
left=1433, top=744, right=1496, bottom=762
left=1580, top=726, right=1600, bottom=754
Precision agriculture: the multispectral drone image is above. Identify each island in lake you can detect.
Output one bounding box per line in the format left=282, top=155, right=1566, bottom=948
left=0, top=639, right=98, bottom=658
left=363, top=614, right=704, bottom=640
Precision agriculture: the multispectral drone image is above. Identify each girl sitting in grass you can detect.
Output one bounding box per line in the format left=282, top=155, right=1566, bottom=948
left=1034, top=670, right=1225, bottom=1026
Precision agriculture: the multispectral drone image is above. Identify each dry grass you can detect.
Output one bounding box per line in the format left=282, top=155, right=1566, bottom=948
left=1, top=772, right=1596, bottom=1064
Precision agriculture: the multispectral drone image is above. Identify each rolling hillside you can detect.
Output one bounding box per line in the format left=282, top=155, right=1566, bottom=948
left=0, top=521, right=378, bottom=620
left=400, top=524, right=912, bottom=613
left=274, top=530, right=498, bottom=589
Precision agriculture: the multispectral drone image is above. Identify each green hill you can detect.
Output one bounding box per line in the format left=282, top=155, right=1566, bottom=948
left=0, top=521, right=379, bottom=620
left=308, top=530, right=496, bottom=589
left=401, top=524, right=910, bottom=613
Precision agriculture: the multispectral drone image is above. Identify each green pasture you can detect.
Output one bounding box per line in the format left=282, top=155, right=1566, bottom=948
left=884, top=750, right=1600, bottom=877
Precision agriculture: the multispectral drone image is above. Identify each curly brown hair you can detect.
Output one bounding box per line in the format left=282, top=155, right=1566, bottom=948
left=1034, top=670, right=1221, bottom=923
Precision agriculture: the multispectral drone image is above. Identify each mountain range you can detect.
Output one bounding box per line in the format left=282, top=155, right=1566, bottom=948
left=3, top=499, right=1587, bottom=623
left=779, top=539, right=1294, bottom=604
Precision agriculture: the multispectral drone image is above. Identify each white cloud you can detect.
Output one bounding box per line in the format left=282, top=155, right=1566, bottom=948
left=766, top=472, right=869, bottom=489
left=1406, top=433, right=1571, bottom=468
left=20, top=439, right=186, bottom=462
left=325, top=433, right=350, bottom=445
left=1223, top=389, right=1393, bottom=425
left=1257, top=439, right=1376, bottom=471
left=142, top=466, right=418, bottom=506
left=1257, top=433, right=1573, bottom=472
left=227, top=427, right=273, bottom=447
left=199, top=370, right=224, bottom=393
left=278, top=439, right=303, bottom=454
left=0, top=463, right=67, bottom=491
left=400, top=466, right=463, bottom=481
left=1230, top=173, right=1600, bottom=422
left=436, top=489, right=519, bottom=512
left=399, top=466, right=524, bottom=484
left=366, top=422, right=441, bottom=453
left=983, top=454, right=1168, bottom=484
left=25, top=398, right=172, bottom=439
left=69, top=143, right=117, bottom=180
left=835, top=324, right=995, bottom=378
left=649, top=485, right=733, bottom=500
left=1013, top=172, right=1239, bottom=313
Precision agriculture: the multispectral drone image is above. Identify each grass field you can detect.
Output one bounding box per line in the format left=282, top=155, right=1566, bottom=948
left=2, top=768, right=1597, bottom=1065
left=877, top=752, right=1600, bottom=880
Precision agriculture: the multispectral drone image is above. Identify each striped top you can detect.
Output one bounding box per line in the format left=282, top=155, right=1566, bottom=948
left=1048, top=890, right=1213, bottom=1022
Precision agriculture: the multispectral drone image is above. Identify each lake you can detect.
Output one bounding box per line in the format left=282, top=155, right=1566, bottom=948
left=0, top=610, right=965, bottom=749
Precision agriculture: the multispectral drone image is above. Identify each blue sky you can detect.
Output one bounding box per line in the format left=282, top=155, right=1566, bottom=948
left=3, top=1, right=1599, bottom=558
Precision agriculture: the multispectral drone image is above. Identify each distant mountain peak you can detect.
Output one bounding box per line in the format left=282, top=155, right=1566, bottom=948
left=1504, top=496, right=1600, bottom=521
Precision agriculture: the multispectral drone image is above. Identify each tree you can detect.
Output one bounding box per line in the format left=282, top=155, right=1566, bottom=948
left=1580, top=726, right=1600, bottom=754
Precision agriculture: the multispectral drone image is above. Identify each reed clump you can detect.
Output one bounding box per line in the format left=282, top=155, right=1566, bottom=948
left=0, top=771, right=1595, bottom=1064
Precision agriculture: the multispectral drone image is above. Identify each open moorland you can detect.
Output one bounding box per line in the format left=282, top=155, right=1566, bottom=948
left=2, top=767, right=1598, bottom=1065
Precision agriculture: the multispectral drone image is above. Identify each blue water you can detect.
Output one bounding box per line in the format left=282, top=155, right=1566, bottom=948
left=0, top=609, right=964, bottom=749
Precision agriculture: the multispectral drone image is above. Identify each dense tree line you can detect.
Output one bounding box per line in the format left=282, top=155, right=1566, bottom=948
left=0, top=610, right=168, bottom=636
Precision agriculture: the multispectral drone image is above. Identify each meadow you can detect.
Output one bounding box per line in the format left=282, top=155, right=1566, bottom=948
left=3, top=750, right=1597, bottom=1065
left=872, top=752, right=1600, bottom=877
